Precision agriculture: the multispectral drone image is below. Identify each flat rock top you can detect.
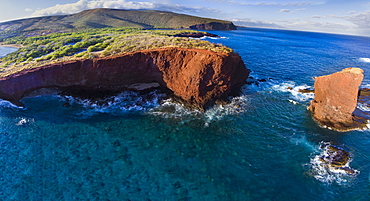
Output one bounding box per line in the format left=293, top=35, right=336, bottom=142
left=340, top=67, right=364, bottom=75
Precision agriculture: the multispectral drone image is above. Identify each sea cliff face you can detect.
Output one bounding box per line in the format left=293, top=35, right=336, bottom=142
left=0, top=47, right=249, bottom=109
left=189, top=22, right=237, bottom=30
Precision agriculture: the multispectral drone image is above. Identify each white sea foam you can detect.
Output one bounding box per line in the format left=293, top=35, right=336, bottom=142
left=150, top=95, right=249, bottom=125
left=271, top=81, right=314, bottom=103
left=15, top=117, right=34, bottom=126
left=307, top=142, right=359, bottom=185
left=62, top=90, right=166, bottom=118
left=0, top=99, right=23, bottom=109
left=357, top=102, right=370, bottom=112
left=57, top=89, right=249, bottom=121
left=288, top=100, right=298, bottom=105
left=194, top=36, right=228, bottom=40
left=359, top=58, right=370, bottom=63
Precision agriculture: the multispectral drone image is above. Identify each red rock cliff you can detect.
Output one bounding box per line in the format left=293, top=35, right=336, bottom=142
left=0, top=47, right=249, bottom=108
left=309, top=68, right=365, bottom=131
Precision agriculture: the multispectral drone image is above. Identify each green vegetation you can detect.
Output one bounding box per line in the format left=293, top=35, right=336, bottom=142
left=0, top=28, right=232, bottom=76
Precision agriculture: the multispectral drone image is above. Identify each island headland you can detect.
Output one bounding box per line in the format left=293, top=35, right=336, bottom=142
left=0, top=47, right=249, bottom=109
left=0, top=10, right=246, bottom=109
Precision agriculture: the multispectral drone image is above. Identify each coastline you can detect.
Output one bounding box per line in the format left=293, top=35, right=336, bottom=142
left=0, top=43, right=22, bottom=48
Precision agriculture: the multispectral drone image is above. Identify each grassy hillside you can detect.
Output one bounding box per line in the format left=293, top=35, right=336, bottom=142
left=0, top=8, right=236, bottom=32
left=0, top=28, right=232, bottom=77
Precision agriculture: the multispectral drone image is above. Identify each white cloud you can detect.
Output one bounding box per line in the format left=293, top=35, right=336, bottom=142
left=342, top=11, right=370, bottom=35
left=31, top=0, right=219, bottom=17
left=283, top=20, right=358, bottom=35
left=312, top=15, right=322, bottom=19
left=295, top=8, right=306, bottom=11
left=307, top=11, right=370, bottom=35
left=252, top=2, right=312, bottom=6
left=25, top=8, right=33, bottom=12
left=207, top=0, right=313, bottom=6
left=32, top=0, right=152, bottom=16
left=279, top=9, right=293, bottom=13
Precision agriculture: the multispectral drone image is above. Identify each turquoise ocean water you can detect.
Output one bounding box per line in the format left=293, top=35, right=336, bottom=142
left=1, top=28, right=370, bottom=200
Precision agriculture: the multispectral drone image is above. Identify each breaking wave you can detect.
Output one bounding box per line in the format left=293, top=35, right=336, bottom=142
left=271, top=81, right=314, bottom=103
left=195, top=36, right=228, bottom=40
left=357, top=102, right=370, bottom=112
left=0, top=99, right=23, bottom=109
left=359, top=58, right=370, bottom=63
left=15, top=117, right=34, bottom=126
left=305, top=142, right=359, bottom=185
left=150, top=95, right=249, bottom=125
left=60, top=90, right=167, bottom=119
left=58, top=89, right=249, bottom=123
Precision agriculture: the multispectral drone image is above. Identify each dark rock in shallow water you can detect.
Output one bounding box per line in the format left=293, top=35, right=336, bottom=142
left=318, top=144, right=357, bottom=175
left=246, top=77, right=272, bottom=86
left=320, top=145, right=350, bottom=167
left=298, top=88, right=314, bottom=93
left=359, top=88, right=370, bottom=96
left=311, top=143, right=359, bottom=176
left=309, top=68, right=366, bottom=131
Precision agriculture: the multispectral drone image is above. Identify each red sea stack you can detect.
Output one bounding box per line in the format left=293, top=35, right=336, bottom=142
left=309, top=67, right=365, bottom=131
left=0, top=47, right=249, bottom=109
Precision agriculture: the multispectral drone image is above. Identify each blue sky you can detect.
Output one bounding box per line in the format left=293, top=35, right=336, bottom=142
left=1, top=0, right=370, bottom=36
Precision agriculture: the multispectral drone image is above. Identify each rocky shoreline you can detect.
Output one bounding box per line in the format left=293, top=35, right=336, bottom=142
left=0, top=47, right=250, bottom=109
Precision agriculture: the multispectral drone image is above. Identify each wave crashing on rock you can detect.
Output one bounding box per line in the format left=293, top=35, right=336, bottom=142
left=307, top=142, right=359, bottom=185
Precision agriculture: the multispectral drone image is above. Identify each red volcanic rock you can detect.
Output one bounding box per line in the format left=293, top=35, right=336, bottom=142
left=0, top=47, right=249, bottom=109
left=309, top=68, right=365, bottom=131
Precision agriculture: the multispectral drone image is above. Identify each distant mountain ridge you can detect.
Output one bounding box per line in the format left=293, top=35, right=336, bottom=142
left=0, top=8, right=236, bottom=31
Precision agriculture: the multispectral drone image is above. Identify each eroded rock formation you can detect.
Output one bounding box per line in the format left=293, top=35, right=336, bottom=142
left=0, top=47, right=249, bottom=109
left=309, top=67, right=365, bottom=131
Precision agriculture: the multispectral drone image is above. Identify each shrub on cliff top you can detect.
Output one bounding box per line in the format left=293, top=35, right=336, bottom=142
left=0, top=28, right=233, bottom=76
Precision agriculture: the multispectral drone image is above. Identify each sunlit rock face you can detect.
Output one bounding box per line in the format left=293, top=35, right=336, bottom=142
left=0, top=47, right=249, bottom=109
left=309, top=68, right=365, bottom=131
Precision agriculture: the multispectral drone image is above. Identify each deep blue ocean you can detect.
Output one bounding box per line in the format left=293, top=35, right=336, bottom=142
left=1, top=28, right=370, bottom=200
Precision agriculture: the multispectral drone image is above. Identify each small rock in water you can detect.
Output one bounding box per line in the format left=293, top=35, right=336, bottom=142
left=308, top=142, right=360, bottom=184
left=298, top=88, right=314, bottom=93
left=319, top=144, right=350, bottom=168
left=359, top=88, right=370, bottom=96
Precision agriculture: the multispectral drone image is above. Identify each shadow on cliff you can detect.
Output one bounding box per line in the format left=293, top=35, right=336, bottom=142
left=0, top=48, right=250, bottom=110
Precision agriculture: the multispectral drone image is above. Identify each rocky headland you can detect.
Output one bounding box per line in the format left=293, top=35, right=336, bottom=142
left=0, top=47, right=249, bottom=109
left=309, top=68, right=366, bottom=131
left=189, top=22, right=236, bottom=30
